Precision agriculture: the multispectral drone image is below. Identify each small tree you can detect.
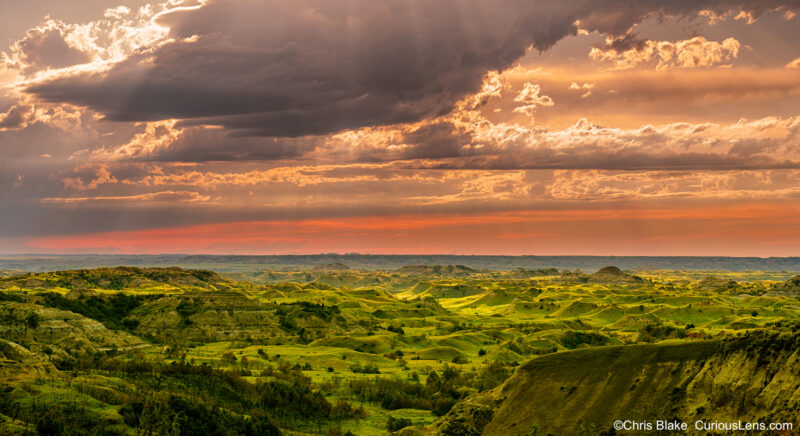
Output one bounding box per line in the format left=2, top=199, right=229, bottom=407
left=25, top=313, right=40, bottom=329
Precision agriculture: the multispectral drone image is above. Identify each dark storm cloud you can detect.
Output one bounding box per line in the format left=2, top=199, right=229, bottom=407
left=23, top=0, right=800, bottom=138
left=140, top=128, right=322, bottom=162
left=397, top=122, right=471, bottom=160
left=596, top=32, right=649, bottom=53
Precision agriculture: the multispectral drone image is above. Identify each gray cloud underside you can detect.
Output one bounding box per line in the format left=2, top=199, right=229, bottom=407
left=384, top=130, right=800, bottom=171
left=406, top=152, right=800, bottom=171
left=14, top=26, right=92, bottom=74
left=142, top=130, right=320, bottom=162
left=25, top=0, right=800, bottom=138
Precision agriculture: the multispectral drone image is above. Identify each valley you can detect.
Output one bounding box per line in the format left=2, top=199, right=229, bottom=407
left=1, top=264, right=798, bottom=435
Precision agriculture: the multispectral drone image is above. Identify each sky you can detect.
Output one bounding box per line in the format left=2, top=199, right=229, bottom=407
left=1, top=0, right=800, bottom=256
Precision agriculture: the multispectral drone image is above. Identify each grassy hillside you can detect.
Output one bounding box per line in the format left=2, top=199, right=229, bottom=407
left=426, top=325, right=800, bottom=435
left=0, top=266, right=798, bottom=435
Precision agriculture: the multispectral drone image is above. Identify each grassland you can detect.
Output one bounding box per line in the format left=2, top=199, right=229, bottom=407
left=1, top=265, right=799, bottom=435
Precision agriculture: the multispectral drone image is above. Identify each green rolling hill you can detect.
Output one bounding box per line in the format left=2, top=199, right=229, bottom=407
left=0, top=266, right=798, bottom=435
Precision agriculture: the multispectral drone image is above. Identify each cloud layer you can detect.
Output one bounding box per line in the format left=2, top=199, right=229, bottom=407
left=1, top=0, right=799, bottom=255
left=22, top=0, right=800, bottom=137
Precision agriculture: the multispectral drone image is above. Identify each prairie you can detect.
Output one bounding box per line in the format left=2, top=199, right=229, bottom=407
left=1, top=265, right=798, bottom=435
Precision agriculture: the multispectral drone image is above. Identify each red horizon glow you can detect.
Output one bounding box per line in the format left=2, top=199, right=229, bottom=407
left=22, top=204, right=800, bottom=256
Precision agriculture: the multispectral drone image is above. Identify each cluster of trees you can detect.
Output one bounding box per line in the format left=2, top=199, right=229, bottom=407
left=387, top=416, right=415, bottom=432
left=176, top=299, right=201, bottom=326
left=120, top=395, right=280, bottom=436
left=24, top=394, right=281, bottom=436
left=386, top=324, right=405, bottom=335
left=258, top=361, right=365, bottom=425
left=29, top=403, right=122, bottom=436
left=275, top=302, right=344, bottom=342
left=3, top=352, right=369, bottom=435
left=349, top=362, right=380, bottom=374
left=347, top=361, right=516, bottom=417
left=0, top=306, right=41, bottom=331
left=37, top=292, right=158, bottom=331
left=559, top=331, right=611, bottom=349
left=0, top=291, right=23, bottom=302
left=276, top=302, right=341, bottom=323
left=723, top=321, right=800, bottom=360
left=636, top=323, right=689, bottom=343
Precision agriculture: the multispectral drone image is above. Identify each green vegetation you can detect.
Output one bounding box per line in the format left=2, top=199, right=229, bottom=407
left=1, top=265, right=799, bottom=435
left=37, top=292, right=155, bottom=330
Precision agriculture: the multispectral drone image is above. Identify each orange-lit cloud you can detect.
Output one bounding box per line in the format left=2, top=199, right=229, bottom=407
left=500, top=67, right=800, bottom=126
left=41, top=190, right=210, bottom=203
left=590, top=36, right=741, bottom=70
left=512, top=83, right=554, bottom=117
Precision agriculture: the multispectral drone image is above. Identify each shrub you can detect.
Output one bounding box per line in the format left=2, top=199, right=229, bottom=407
left=387, top=325, right=405, bottom=335
left=122, top=318, right=140, bottom=330
left=559, top=331, right=610, bottom=349
left=350, top=363, right=380, bottom=374
left=387, top=416, right=414, bottom=432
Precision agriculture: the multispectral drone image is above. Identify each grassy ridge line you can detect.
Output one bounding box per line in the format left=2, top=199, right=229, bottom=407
left=0, top=267, right=227, bottom=292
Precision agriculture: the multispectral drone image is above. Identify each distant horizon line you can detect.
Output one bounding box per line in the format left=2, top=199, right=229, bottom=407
left=1, top=253, right=799, bottom=259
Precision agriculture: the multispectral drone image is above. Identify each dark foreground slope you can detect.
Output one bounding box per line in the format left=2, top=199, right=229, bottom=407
left=425, top=327, right=800, bottom=435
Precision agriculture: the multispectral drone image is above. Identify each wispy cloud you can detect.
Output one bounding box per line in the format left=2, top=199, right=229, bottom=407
left=41, top=190, right=210, bottom=203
